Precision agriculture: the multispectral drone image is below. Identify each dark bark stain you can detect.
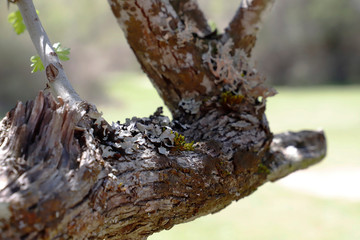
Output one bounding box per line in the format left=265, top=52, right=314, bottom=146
left=233, top=149, right=261, bottom=174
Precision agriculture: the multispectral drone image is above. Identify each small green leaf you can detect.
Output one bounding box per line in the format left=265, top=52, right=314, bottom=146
left=8, top=10, right=26, bottom=35
left=30, top=55, right=44, bottom=73
left=208, top=20, right=217, bottom=32
left=53, top=42, right=71, bottom=61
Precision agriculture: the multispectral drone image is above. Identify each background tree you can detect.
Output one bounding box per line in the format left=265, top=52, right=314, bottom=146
left=0, top=0, right=326, bottom=239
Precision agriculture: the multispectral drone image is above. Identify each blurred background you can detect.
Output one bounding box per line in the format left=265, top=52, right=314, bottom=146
left=1, top=0, right=359, bottom=239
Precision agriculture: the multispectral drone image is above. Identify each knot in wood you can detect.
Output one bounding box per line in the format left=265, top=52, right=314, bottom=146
left=46, top=63, right=59, bottom=82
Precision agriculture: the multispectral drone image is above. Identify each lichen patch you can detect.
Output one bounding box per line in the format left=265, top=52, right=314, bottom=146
left=98, top=108, right=195, bottom=159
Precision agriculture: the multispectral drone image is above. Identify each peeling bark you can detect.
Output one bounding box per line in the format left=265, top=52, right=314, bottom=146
left=0, top=0, right=326, bottom=239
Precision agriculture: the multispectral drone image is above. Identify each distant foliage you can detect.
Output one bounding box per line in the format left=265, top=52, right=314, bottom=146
left=253, top=0, right=360, bottom=85
left=198, top=0, right=360, bottom=85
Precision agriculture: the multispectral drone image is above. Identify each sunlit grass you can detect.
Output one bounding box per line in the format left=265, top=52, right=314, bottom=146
left=150, top=185, right=360, bottom=240
left=267, top=86, right=360, bottom=132
left=98, top=74, right=360, bottom=240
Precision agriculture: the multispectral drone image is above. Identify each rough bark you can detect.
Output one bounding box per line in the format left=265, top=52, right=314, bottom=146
left=0, top=0, right=326, bottom=239
left=222, top=0, right=275, bottom=57
left=108, top=0, right=276, bottom=120
left=0, top=92, right=326, bottom=240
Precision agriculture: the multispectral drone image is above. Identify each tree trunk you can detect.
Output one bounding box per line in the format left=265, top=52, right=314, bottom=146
left=0, top=1, right=326, bottom=239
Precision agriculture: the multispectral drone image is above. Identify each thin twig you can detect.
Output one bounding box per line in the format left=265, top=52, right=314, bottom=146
left=17, top=0, right=82, bottom=105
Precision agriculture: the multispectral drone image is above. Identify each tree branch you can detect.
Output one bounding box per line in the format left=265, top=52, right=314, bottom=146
left=17, top=0, right=82, bottom=105
left=268, top=130, right=327, bottom=181
left=222, top=0, right=275, bottom=57
left=169, top=0, right=212, bottom=38
left=0, top=93, right=326, bottom=239
left=108, top=0, right=217, bottom=117
left=108, top=0, right=276, bottom=120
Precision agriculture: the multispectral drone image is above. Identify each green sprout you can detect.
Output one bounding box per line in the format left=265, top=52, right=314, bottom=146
left=8, top=10, right=26, bottom=35
left=208, top=20, right=217, bottom=32
left=30, top=55, right=44, bottom=72
left=30, top=42, right=70, bottom=73
left=53, top=42, right=71, bottom=61
left=220, top=91, right=244, bottom=106
left=8, top=9, right=40, bottom=35
left=173, top=131, right=195, bottom=151
left=7, top=10, right=69, bottom=73
left=257, top=163, right=270, bottom=174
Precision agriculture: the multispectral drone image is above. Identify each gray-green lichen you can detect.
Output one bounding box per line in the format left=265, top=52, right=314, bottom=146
left=99, top=108, right=195, bottom=158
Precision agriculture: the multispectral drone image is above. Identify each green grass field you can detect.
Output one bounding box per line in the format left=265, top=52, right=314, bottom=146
left=97, top=73, right=360, bottom=240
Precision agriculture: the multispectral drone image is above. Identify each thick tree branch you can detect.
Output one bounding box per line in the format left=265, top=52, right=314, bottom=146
left=0, top=93, right=326, bottom=239
left=17, top=0, right=82, bottom=105
left=108, top=0, right=276, bottom=120
left=222, top=0, right=275, bottom=57
left=108, top=0, right=217, bottom=117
